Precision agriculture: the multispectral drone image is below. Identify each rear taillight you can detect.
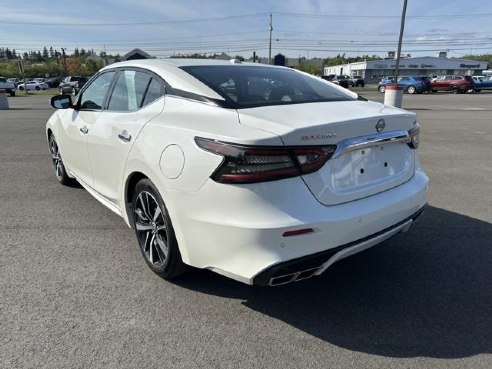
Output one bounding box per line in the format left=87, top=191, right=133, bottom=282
left=195, top=137, right=335, bottom=184
left=408, top=123, right=420, bottom=149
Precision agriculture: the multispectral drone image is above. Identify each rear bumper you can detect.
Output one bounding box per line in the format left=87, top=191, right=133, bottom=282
left=254, top=205, right=426, bottom=286
left=165, top=167, right=429, bottom=285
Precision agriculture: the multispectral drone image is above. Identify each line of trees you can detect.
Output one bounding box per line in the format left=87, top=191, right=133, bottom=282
left=324, top=53, right=382, bottom=66
left=0, top=46, right=121, bottom=78
left=0, top=46, right=104, bottom=62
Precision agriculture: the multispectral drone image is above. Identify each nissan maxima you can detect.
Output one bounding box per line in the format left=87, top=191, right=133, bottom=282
left=47, top=59, right=428, bottom=286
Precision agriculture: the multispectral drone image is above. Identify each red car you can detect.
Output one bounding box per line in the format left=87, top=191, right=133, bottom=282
left=430, top=75, right=474, bottom=93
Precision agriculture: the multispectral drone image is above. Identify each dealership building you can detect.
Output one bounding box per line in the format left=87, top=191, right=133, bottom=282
left=324, top=54, right=488, bottom=81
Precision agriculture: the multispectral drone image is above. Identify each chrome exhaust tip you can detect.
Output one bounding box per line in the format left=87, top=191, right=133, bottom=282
left=268, top=267, right=320, bottom=286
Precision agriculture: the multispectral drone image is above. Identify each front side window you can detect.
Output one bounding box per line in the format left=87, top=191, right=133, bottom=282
left=181, top=65, right=355, bottom=108
left=79, top=71, right=116, bottom=110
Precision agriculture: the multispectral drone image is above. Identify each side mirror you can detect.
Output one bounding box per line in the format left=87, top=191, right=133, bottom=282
left=51, top=94, right=73, bottom=109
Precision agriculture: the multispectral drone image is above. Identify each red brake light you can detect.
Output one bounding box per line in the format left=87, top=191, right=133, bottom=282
left=283, top=228, right=314, bottom=237
left=195, top=137, right=335, bottom=184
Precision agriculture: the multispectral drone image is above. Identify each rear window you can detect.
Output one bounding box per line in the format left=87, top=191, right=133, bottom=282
left=181, top=65, right=355, bottom=108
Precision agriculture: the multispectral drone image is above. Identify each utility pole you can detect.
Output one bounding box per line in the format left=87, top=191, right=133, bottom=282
left=268, top=13, right=273, bottom=65
left=61, top=48, right=68, bottom=77
left=393, top=0, right=408, bottom=82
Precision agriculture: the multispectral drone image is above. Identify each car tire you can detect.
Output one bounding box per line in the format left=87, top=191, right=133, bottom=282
left=452, top=87, right=460, bottom=94
left=9, top=91, right=15, bottom=97
left=131, top=179, right=187, bottom=280
left=475, top=89, right=481, bottom=93
left=35, top=86, right=40, bottom=91
left=19, top=86, right=24, bottom=91
left=407, top=85, right=416, bottom=94
left=378, top=85, right=386, bottom=93
left=49, top=134, right=75, bottom=186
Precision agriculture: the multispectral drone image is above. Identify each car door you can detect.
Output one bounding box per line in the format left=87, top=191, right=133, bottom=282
left=399, top=76, right=410, bottom=89
left=432, top=76, right=446, bottom=91
left=58, top=71, right=116, bottom=187
left=87, top=69, right=165, bottom=207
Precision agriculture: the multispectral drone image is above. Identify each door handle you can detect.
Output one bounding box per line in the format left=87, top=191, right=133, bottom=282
left=80, top=126, right=89, bottom=134
left=118, top=130, right=132, bottom=142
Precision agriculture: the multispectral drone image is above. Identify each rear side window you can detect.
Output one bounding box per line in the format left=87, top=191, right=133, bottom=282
left=142, top=78, right=165, bottom=107
left=108, top=70, right=151, bottom=112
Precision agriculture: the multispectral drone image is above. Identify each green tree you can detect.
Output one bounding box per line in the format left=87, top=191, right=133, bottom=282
left=294, top=64, right=320, bottom=75
left=461, top=54, right=492, bottom=66
left=42, top=47, right=49, bottom=60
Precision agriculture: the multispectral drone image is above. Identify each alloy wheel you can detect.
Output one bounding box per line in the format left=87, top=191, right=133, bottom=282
left=49, top=137, right=64, bottom=181
left=134, top=191, right=169, bottom=267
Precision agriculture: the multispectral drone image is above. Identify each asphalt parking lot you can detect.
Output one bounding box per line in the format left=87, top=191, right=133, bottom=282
left=1, top=91, right=491, bottom=369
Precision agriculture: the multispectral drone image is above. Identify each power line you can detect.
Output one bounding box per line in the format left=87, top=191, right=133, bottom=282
left=274, top=11, right=492, bottom=19
left=0, top=13, right=266, bottom=27
left=1, top=10, right=491, bottom=27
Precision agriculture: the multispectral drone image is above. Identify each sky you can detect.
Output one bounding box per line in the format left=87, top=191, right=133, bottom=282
left=1, top=0, right=492, bottom=60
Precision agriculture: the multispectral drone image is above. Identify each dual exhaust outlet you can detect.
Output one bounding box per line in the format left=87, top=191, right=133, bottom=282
left=268, top=266, right=321, bottom=286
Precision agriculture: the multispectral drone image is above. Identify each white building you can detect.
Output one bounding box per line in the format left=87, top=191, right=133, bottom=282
left=324, top=55, right=488, bottom=82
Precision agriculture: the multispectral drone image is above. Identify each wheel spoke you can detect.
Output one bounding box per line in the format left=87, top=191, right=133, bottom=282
left=135, top=194, right=150, bottom=222
left=137, top=193, right=151, bottom=220
left=148, top=234, right=156, bottom=263
left=156, top=224, right=167, bottom=232
left=144, top=192, right=154, bottom=221
left=135, top=208, right=149, bottom=223
left=135, top=222, right=153, bottom=231
left=143, top=231, right=151, bottom=253
left=155, top=235, right=169, bottom=259
left=153, top=205, right=162, bottom=222
left=56, top=163, right=63, bottom=178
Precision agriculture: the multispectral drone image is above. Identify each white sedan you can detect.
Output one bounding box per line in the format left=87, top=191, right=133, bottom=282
left=18, top=80, right=49, bottom=91
left=46, top=59, right=428, bottom=286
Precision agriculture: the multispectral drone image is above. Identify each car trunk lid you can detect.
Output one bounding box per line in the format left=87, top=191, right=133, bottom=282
left=237, top=100, right=417, bottom=205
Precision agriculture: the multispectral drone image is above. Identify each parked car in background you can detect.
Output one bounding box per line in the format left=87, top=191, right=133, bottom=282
left=334, top=75, right=350, bottom=88
left=59, top=76, right=88, bottom=95
left=349, top=75, right=365, bottom=87
left=378, top=76, right=431, bottom=94
left=7, top=78, right=20, bottom=87
left=321, top=75, right=349, bottom=88
left=46, top=77, right=62, bottom=88
left=46, top=59, right=428, bottom=286
left=471, top=76, right=492, bottom=92
left=321, top=74, right=336, bottom=81
left=18, top=80, right=49, bottom=91
left=0, top=77, right=17, bottom=96
left=430, top=75, right=474, bottom=94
